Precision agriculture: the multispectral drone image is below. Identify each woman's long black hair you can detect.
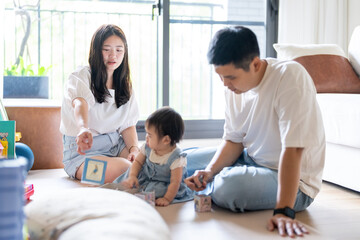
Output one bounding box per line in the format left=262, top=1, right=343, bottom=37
left=88, top=24, right=131, bottom=108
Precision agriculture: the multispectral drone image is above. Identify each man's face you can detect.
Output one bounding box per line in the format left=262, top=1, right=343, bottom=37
left=214, top=61, right=260, bottom=94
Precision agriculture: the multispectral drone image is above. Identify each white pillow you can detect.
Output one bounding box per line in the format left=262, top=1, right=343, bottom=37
left=25, top=188, right=170, bottom=240
left=348, top=26, right=360, bottom=76
left=273, top=43, right=346, bottom=60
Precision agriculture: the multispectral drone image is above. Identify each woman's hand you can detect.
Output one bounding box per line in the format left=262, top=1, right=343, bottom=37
left=267, top=214, right=309, bottom=237
left=127, top=146, right=140, bottom=162
left=76, top=127, right=93, bottom=155
left=184, top=170, right=213, bottom=191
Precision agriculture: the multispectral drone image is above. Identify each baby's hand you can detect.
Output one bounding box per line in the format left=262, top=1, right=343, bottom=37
left=124, top=176, right=139, bottom=188
left=155, top=197, right=170, bottom=207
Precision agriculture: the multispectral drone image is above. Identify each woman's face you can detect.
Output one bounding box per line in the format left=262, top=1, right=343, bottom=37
left=102, top=35, right=125, bottom=74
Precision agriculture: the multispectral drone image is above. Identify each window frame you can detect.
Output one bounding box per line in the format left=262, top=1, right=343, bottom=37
left=137, top=0, right=278, bottom=140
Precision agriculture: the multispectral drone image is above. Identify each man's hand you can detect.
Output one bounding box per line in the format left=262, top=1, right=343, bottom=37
left=76, top=127, right=93, bottom=155
left=184, top=170, right=213, bottom=191
left=267, top=214, right=309, bottom=238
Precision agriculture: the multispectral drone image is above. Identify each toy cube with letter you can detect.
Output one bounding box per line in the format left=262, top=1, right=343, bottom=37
left=194, top=194, right=211, bottom=212
left=135, top=191, right=156, bottom=207
left=81, top=158, right=107, bottom=185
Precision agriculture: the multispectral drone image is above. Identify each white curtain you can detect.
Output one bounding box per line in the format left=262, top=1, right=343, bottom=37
left=278, top=0, right=348, bottom=51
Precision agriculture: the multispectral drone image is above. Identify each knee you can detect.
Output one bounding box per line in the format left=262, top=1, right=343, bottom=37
left=211, top=174, right=248, bottom=212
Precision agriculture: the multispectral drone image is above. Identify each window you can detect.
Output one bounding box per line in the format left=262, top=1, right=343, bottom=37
left=1, top=0, right=277, bottom=139
left=169, top=0, right=266, bottom=120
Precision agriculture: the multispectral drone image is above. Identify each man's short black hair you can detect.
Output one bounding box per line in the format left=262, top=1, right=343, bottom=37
left=146, top=107, right=184, bottom=146
left=207, top=26, right=260, bottom=71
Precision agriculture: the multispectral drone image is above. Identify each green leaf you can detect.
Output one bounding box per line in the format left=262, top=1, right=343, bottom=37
left=38, top=66, right=45, bottom=76
left=4, top=56, right=51, bottom=77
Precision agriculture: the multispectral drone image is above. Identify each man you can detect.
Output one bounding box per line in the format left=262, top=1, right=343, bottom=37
left=185, top=26, right=325, bottom=237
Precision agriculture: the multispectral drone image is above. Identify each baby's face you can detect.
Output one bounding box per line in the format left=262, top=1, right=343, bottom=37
left=145, top=124, right=169, bottom=152
left=145, top=125, right=159, bottom=149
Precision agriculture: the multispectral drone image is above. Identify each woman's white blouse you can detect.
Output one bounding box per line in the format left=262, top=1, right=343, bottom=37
left=60, top=66, right=139, bottom=137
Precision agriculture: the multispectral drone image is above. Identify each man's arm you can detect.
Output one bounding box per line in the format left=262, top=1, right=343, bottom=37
left=205, top=140, right=244, bottom=177
left=185, top=140, right=244, bottom=191
left=276, top=147, right=303, bottom=209
left=267, top=147, right=308, bottom=237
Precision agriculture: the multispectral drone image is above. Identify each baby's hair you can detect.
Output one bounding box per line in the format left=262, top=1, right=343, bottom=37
left=146, top=107, right=184, bottom=146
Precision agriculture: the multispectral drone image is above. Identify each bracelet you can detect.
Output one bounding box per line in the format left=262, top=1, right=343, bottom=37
left=128, top=145, right=140, bottom=152
left=273, top=207, right=296, bottom=219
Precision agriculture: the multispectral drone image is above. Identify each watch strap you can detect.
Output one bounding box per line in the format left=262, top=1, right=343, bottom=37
left=273, top=207, right=295, bottom=219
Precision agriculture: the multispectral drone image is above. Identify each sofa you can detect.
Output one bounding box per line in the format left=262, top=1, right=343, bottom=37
left=274, top=25, right=360, bottom=192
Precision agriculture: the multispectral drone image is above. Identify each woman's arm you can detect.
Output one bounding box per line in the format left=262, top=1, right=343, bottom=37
left=72, top=97, right=92, bottom=154
left=156, top=167, right=182, bottom=206
left=121, top=126, right=140, bottom=161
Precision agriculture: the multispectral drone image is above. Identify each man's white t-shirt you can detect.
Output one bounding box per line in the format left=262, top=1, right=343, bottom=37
left=60, top=66, right=139, bottom=137
left=223, top=58, right=326, bottom=199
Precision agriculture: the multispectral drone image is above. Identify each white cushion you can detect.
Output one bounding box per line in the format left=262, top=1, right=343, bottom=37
left=273, top=43, right=346, bottom=60
left=25, top=188, right=170, bottom=240
left=348, top=26, right=360, bottom=76
left=316, top=93, right=360, bottom=148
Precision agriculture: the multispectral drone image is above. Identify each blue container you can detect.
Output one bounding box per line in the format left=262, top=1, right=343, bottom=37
left=3, top=76, right=49, bottom=99
left=0, top=157, right=26, bottom=240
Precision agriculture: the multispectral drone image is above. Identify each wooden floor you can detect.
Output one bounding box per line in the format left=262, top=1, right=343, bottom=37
left=298, top=182, right=360, bottom=239
left=25, top=138, right=360, bottom=239
left=174, top=139, right=360, bottom=239
left=155, top=181, right=360, bottom=240
left=26, top=169, right=360, bottom=239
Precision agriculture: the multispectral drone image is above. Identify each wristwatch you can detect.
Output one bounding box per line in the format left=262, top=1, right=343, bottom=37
left=273, top=207, right=295, bottom=219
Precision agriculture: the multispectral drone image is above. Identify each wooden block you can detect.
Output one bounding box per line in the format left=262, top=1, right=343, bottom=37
left=194, top=194, right=211, bottom=212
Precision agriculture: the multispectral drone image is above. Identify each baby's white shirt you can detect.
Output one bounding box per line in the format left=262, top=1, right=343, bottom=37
left=140, top=143, right=187, bottom=170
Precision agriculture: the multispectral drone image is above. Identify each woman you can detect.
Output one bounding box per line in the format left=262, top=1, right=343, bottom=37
left=60, top=24, right=139, bottom=183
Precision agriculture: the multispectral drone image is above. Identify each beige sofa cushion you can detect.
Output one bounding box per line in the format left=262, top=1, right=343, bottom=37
left=273, top=43, right=346, bottom=60
left=25, top=188, right=170, bottom=240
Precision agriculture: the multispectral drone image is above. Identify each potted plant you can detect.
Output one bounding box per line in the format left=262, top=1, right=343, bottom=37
left=3, top=57, right=52, bottom=99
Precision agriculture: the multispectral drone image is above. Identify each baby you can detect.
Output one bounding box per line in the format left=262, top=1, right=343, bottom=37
left=113, top=107, right=193, bottom=206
